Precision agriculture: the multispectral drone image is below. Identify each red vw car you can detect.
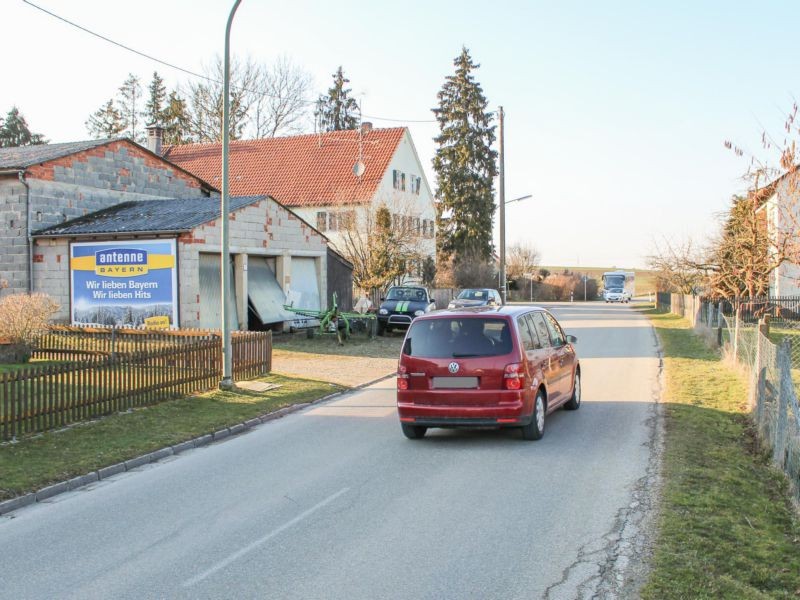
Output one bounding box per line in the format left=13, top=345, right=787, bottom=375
left=396, top=306, right=580, bottom=440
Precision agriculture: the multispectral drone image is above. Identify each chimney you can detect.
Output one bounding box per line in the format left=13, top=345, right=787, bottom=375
left=360, top=121, right=373, bottom=135
left=146, top=124, right=164, bottom=155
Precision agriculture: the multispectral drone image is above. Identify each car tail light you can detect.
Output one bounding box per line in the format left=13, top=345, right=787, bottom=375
left=397, top=364, right=409, bottom=390
left=504, top=363, right=524, bottom=390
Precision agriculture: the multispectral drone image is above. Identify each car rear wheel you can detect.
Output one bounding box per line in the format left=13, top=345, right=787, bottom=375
left=401, top=423, right=427, bottom=439
left=521, top=391, right=545, bottom=441
left=564, top=371, right=581, bottom=410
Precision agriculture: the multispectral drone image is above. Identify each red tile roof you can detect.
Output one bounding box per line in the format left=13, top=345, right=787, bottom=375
left=163, top=127, right=406, bottom=207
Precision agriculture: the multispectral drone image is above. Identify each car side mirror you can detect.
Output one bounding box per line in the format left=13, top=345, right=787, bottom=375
left=566, top=335, right=578, bottom=344
left=380, top=297, right=385, bottom=302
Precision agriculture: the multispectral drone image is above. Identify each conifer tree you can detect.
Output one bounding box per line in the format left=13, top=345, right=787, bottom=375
left=0, top=107, right=47, bottom=147
left=143, top=71, right=167, bottom=126
left=117, top=73, right=142, bottom=141
left=85, top=99, right=125, bottom=138
left=315, top=67, right=360, bottom=132
left=432, top=47, right=498, bottom=264
left=161, top=90, right=193, bottom=145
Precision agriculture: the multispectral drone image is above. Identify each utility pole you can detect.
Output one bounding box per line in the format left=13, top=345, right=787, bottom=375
left=498, top=106, right=506, bottom=303
left=219, top=0, right=242, bottom=391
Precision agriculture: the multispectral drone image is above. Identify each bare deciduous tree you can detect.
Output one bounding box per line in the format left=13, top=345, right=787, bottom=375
left=705, top=194, right=790, bottom=299
left=647, top=237, right=707, bottom=294
left=252, top=55, right=312, bottom=138
left=724, top=103, right=800, bottom=295
left=187, top=55, right=260, bottom=143
left=337, top=198, right=428, bottom=295
left=506, top=241, right=541, bottom=281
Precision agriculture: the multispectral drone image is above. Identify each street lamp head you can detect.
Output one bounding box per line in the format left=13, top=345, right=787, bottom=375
left=505, top=194, right=533, bottom=205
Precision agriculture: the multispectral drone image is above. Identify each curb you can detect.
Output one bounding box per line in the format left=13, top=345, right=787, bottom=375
left=0, top=371, right=395, bottom=517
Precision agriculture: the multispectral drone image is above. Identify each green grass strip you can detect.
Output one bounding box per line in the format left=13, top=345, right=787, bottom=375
left=641, top=309, right=800, bottom=599
left=0, top=374, right=338, bottom=501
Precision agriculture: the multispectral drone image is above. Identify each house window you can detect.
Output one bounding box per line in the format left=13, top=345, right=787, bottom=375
left=392, top=169, right=401, bottom=190
left=410, top=175, right=422, bottom=195
left=401, top=172, right=406, bottom=191
left=317, top=211, right=327, bottom=231
left=422, top=220, right=428, bottom=237
left=423, top=219, right=435, bottom=239
left=414, top=217, right=420, bottom=235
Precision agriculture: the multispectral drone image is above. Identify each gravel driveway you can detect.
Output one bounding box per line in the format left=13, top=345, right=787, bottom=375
left=271, top=331, right=403, bottom=387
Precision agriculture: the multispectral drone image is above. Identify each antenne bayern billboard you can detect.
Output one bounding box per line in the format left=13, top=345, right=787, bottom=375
left=70, top=240, right=178, bottom=327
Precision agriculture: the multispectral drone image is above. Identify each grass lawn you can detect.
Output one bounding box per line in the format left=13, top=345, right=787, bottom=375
left=0, top=373, right=339, bottom=501
left=0, top=361, right=70, bottom=375
left=640, top=308, right=800, bottom=599
left=273, top=328, right=404, bottom=359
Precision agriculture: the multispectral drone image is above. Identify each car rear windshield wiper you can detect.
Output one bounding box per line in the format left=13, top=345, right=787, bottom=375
left=452, top=353, right=481, bottom=358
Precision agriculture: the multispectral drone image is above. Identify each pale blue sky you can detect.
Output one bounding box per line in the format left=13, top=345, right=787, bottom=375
left=4, top=0, right=798, bottom=268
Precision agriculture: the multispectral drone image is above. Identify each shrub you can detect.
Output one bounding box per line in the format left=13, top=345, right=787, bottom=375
left=0, top=293, right=60, bottom=353
left=452, top=252, right=497, bottom=289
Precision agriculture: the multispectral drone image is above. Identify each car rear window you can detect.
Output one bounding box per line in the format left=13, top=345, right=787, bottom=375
left=402, top=317, right=513, bottom=358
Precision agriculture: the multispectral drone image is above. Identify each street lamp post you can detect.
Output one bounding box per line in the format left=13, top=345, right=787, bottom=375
left=499, top=193, right=532, bottom=302
left=498, top=106, right=505, bottom=303
left=220, top=0, right=242, bottom=391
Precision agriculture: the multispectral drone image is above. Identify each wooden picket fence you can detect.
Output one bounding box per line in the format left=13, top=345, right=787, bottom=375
left=33, top=326, right=219, bottom=361
left=1, top=329, right=272, bottom=440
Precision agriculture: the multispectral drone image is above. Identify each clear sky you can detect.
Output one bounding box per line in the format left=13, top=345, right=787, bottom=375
left=3, top=0, right=798, bottom=269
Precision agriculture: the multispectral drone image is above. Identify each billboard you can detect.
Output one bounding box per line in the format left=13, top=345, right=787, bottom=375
left=70, top=239, right=178, bottom=327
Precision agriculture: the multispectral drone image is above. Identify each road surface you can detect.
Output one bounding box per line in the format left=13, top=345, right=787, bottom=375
left=0, top=302, right=661, bottom=599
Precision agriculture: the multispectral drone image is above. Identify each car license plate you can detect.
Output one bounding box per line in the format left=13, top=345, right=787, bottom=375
left=432, top=376, right=479, bottom=389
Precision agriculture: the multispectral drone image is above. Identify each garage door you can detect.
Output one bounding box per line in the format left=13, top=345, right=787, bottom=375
left=198, top=253, right=240, bottom=330
left=248, top=256, right=292, bottom=325
left=291, top=257, right=321, bottom=311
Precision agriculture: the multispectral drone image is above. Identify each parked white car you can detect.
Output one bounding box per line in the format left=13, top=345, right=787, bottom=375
left=604, top=288, right=628, bottom=303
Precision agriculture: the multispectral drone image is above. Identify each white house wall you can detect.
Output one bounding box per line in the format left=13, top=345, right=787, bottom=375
left=292, top=130, right=436, bottom=282
left=767, top=178, right=800, bottom=297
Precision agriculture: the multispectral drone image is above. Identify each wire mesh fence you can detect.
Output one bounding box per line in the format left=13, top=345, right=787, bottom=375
left=690, top=298, right=800, bottom=506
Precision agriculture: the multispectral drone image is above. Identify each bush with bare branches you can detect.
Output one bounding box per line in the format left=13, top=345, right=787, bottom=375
left=0, top=293, right=59, bottom=361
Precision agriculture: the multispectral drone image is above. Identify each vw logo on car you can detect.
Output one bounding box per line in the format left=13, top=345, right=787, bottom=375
left=448, top=362, right=460, bottom=374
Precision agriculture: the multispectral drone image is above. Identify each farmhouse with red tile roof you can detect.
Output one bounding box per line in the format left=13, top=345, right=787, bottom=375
left=164, top=126, right=436, bottom=282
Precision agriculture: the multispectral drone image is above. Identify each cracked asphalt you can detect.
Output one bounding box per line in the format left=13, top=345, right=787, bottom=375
left=0, top=301, right=661, bottom=599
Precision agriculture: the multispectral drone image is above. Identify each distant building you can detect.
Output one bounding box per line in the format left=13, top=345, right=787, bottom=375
left=164, top=126, right=436, bottom=284
left=756, top=170, right=800, bottom=297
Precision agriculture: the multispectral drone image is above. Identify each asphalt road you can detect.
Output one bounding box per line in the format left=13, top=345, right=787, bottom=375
left=0, top=302, right=661, bottom=600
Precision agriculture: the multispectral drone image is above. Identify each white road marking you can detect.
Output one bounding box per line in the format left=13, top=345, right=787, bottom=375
left=182, top=487, right=350, bottom=588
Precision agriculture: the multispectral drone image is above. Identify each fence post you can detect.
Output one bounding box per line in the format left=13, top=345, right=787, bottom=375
left=773, top=339, right=791, bottom=469
left=733, top=305, right=740, bottom=363
left=752, top=318, right=767, bottom=413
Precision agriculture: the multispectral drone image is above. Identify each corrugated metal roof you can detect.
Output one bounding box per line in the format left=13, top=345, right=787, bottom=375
left=32, top=195, right=266, bottom=237
left=0, top=139, right=117, bottom=169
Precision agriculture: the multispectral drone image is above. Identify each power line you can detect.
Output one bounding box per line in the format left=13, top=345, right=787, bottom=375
left=22, top=0, right=438, bottom=125
left=22, top=0, right=214, bottom=83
